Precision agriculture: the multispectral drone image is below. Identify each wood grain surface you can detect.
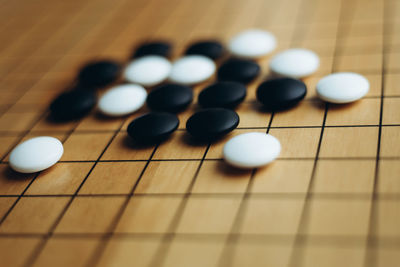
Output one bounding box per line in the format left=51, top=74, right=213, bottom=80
left=0, top=0, right=399, bottom=266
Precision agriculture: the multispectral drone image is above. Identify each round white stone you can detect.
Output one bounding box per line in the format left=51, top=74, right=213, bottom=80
left=168, top=55, right=216, bottom=85
left=98, top=84, right=147, bottom=116
left=124, top=56, right=171, bottom=87
left=316, top=72, right=370, bottom=103
left=228, top=29, right=277, bottom=59
left=223, top=132, right=281, bottom=169
left=269, top=48, right=320, bottom=78
left=9, top=136, right=64, bottom=173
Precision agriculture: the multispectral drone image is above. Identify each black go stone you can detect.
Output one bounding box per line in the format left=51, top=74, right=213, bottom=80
left=50, top=90, right=97, bottom=121
left=186, top=108, right=239, bottom=140
left=77, top=60, right=121, bottom=88
left=185, top=40, right=224, bottom=60
left=132, top=41, right=172, bottom=58
left=256, top=78, right=307, bottom=111
left=217, top=58, right=260, bottom=84
left=198, top=81, right=246, bottom=109
left=127, top=112, right=179, bottom=144
left=147, top=84, right=193, bottom=113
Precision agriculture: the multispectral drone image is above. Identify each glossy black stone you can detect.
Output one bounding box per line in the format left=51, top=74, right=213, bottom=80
left=185, top=40, right=224, bottom=60
left=186, top=108, right=239, bottom=140
left=50, top=90, right=97, bottom=121
left=217, top=58, right=260, bottom=84
left=256, top=78, right=307, bottom=111
left=147, top=84, right=193, bottom=113
left=77, top=60, right=121, bottom=88
left=198, top=82, right=246, bottom=109
left=127, top=112, right=179, bottom=144
left=132, top=41, right=172, bottom=58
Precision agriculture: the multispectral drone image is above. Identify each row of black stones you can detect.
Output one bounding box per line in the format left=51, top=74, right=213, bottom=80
left=49, top=40, right=307, bottom=144
left=146, top=82, right=246, bottom=112
left=132, top=41, right=224, bottom=60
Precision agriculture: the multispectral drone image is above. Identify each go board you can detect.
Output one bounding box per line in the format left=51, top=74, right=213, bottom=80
left=0, top=0, right=400, bottom=266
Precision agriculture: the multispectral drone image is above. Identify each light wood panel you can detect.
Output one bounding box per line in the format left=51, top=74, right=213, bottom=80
left=0, top=0, right=398, bottom=266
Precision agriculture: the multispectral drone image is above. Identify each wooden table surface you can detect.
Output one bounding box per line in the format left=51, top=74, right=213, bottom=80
left=0, top=0, right=400, bottom=266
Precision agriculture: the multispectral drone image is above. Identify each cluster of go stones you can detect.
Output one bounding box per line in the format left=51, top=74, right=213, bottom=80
left=9, top=29, right=369, bottom=173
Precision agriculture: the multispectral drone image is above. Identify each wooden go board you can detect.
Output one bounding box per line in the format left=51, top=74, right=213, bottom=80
left=0, top=0, right=400, bottom=266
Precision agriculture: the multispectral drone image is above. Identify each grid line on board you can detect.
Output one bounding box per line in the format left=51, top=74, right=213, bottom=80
left=3, top=191, right=400, bottom=200
left=2, top=123, right=400, bottom=139
left=364, top=0, right=388, bottom=266
left=288, top=0, right=348, bottom=265
left=0, top=232, right=398, bottom=246
left=2, top=124, right=400, bottom=139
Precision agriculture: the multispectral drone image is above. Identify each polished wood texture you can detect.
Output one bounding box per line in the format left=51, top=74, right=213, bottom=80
left=0, top=0, right=399, bottom=266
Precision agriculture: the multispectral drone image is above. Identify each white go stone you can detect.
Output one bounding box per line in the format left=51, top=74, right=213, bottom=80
left=316, top=72, right=370, bottom=103
left=98, top=84, right=147, bottom=116
left=9, top=136, right=64, bottom=173
left=124, top=55, right=171, bottom=87
left=228, top=29, right=276, bottom=59
left=269, top=48, right=320, bottom=78
left=223, top=132, right=281, bottom=169
left=168, top=55, right=216, bottom=85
